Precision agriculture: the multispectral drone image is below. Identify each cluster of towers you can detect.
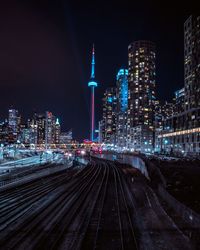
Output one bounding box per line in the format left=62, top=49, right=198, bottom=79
left=87, top=41, right=156, bottom=148
left=88, top=15, right=200, bottom=156
left=99, top=41, right=156, bottom=152
left=0, top=109, right=72, bottom=148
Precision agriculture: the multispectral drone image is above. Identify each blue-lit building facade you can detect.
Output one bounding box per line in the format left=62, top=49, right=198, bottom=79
left=174, top=87, right=185, bottom=114
left=116, top=69, right=128, bottom=149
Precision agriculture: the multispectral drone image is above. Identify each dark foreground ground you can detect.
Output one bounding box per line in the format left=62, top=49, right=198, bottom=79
left=0, top=158, right=198, bottom=250
left=148, top=158, right=200, bottom=214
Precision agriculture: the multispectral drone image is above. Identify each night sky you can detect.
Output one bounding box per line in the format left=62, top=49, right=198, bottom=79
left=0, top=0, right=198, bottom=140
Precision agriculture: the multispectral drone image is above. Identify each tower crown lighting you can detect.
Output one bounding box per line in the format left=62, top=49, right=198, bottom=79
left=88, top=44, right=98, bottom=87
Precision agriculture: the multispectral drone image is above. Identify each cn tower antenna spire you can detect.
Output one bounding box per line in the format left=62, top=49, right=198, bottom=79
left=88, top=44, right=98, bottom=141
left=91, top=43, right=95, bottom=79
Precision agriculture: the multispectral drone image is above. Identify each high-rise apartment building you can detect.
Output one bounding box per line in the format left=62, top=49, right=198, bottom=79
left=127, top=41, right=156, bottom=129
left=102, top=87, right=117, bottom=144
left=127, top=41, right=156, bottom=152
left=184, top=15, right=200, bottom=110
left=158, top=15, right=200, bottom=156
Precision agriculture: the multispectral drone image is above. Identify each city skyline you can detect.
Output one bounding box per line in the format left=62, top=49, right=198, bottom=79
left=0, top=108, right=73, bottom=146
left=0, top=3, right=199, bottom=250
left=0, top=0, right=198, bottom=140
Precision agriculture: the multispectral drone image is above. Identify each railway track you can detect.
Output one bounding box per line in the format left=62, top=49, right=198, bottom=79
left=0, top=158, right=193, bottom=249
left=0, top=173, right=72, bottom=230
left=0, top=166, right=76, bottom=217
left=0, top=161, right=67, bottom=187
left=113, top=162, right=139, bottom=250
left=0, top=163, right=98, bottom=249
left=0, top=165, right=87, bottom=240
left=32, top=163, right=102, bottom=250
left=79, top=160, right=139, bottom=250
left=80, top=162, right=110, bottom=250
left=0, top=160, right=140, bottom=250
left=58, top=161, right=109, bottom=250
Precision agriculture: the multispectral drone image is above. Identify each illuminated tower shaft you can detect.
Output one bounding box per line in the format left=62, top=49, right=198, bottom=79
left=88, top=45, right=98, bottom=141
left=91, top=86, right=95, bottom=141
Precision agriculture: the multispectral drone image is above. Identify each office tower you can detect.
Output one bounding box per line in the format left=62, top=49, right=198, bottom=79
left=27, top=118, right=38, bottom=145
left=8, top=109, right=20, bottom=134
left=55, top=118, right=61, bottom=144
left=45, top=111, right=56, bottom=147
left=20, top=128, right=31, bottom=145
left=8, top=108, right=21, bottom=143
left=33, top=113, right=46, bottom=145
left=184, top=15, right=200, bottom=110
left=0, top=121, right=11, bottom=144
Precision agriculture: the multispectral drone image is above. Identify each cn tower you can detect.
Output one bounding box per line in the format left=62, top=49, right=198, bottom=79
left=88, top=45, right=98, bottom=141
